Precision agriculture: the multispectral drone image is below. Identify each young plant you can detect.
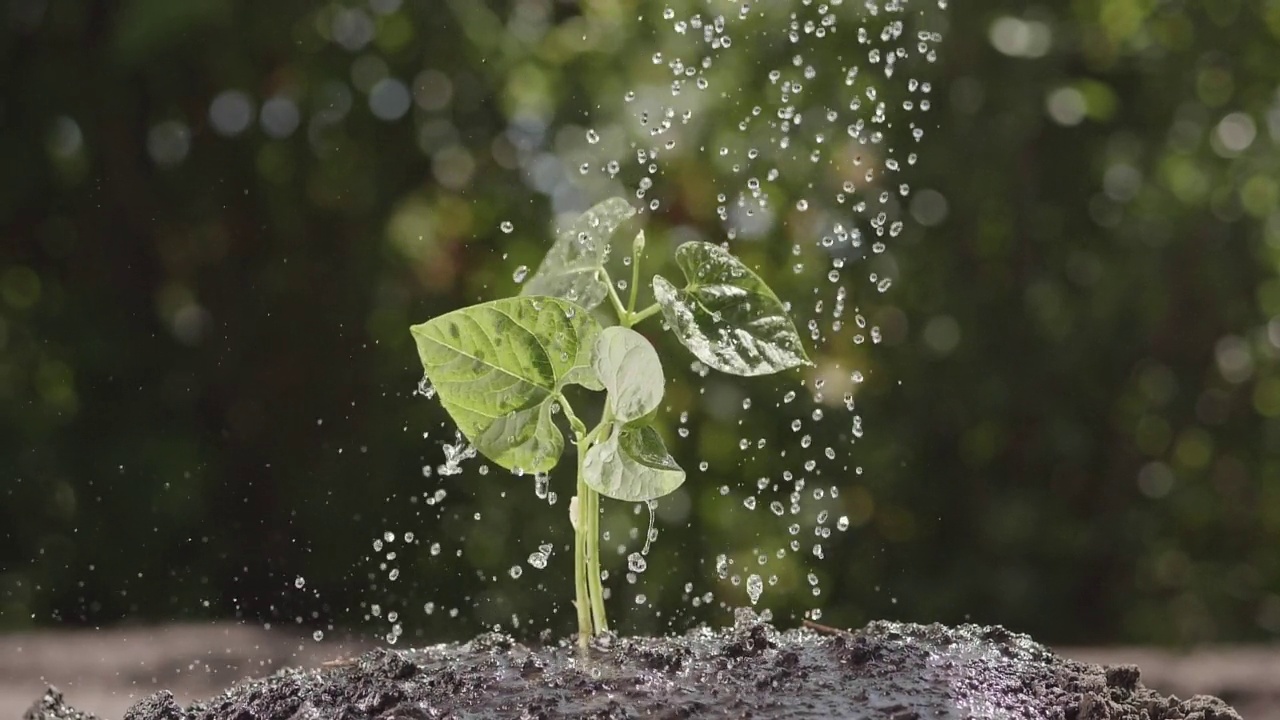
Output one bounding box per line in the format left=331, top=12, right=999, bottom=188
left=410, top=197, right=809, bottom=646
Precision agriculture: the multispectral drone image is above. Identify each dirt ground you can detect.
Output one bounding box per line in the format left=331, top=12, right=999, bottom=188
left=4, top=620, right=1270, bottom=719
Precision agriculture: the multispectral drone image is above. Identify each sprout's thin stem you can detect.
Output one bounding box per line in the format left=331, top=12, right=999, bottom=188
left=584, top=421, right=607, bottom=447
left=625, top=234, right=644, bottom=321
left=558, top=394, right=587, bottom=437
left=586, top=486, right=609, bottom=633
left=602, top=268, right=628, bottom=322
left=580, top=409, right=613, bottom=636
left=629, top=302, right=662, bottom=326
left=574, top=439, right=592, bottom=650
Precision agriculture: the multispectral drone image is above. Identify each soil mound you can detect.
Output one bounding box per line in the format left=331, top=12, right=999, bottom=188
left=25, top=618, right=1242, bottom=719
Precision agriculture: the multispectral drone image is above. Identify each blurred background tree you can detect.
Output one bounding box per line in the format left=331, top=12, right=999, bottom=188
left=2, top=0, right=1278, bottom=646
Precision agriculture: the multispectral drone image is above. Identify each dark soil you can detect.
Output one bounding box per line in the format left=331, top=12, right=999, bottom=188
left=25, top=617, right=1243, bottom=720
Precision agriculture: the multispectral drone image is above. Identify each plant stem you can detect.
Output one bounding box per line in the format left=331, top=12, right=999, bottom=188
left=558, top=394, right=587, bottom=437
left=585, top=486, right=609, bottom=633
left=629, top=302, right=662, bottom=326
left=626, top=256, right=642, bottom=319
left=602, top=268, right=628, bottom=322
left=574, top=439, right=592, bottom=649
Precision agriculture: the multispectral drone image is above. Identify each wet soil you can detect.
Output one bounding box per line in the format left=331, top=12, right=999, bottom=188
left=25, top=618, right=1242, bottom=720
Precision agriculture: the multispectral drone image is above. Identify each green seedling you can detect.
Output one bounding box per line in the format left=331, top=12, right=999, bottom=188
left=410, top=197, right=809, bottom=647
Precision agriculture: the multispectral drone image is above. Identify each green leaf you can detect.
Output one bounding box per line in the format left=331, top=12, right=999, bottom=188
left=583, top=424, right=685, bottom=502
left=410, top=296, right=601, bottom=473
left=562, top=363, right=605, bottom=392
left=521, top=197, right=637, bottom=310
left=472, top=401, right=562, bottom=471
left=652, top=241, right=811, bottom=377
left=563, top=320, right=605, bottom=392
left=592, top=326, right=664, bottom=423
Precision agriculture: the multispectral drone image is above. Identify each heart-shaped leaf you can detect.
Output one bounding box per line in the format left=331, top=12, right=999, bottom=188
left=592, top=326, right=664, bottom=423
left=652, top=241, right=810, bottom=376
left=410, top=296, right=601, bottom=473
left=583, top=423, right=685, bottom=502
left=521, top=197, right=637, bottom=310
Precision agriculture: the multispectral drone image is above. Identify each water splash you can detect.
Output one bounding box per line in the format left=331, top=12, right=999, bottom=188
left=397, top=0, right=947, bottom=638
left=437, top=432, right=477, bottom=476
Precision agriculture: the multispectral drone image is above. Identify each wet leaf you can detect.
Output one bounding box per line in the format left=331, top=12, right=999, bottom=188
left=583, top=424, right=685, bottom=502
left=592, top=326, right=664, bottom=423
left=410, top=296, right=601, bottom=473
left=562, top=363, right=605, bottom=392
left=521, top=197, right=636, bottom=310
left=652, top=242, right=810, bottom=376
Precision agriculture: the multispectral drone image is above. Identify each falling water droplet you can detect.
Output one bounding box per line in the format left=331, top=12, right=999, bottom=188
left=627, top=552, right=647, bottom=573
left=746, top=574, right=764, bottom=604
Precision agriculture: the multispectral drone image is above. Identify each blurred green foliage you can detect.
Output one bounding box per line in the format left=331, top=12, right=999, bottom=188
left=2, top=0, right=1279, bottom=646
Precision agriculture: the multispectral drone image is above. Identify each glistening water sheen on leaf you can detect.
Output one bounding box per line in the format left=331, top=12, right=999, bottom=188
left=592, top=326, right=665, bottom=423
left=410, top=296, right=601, bottom=473
left=582, top=423, right=685, bottom=503
left=520, top=197, right=637, bottom=310
left=652, top=242, right=812, bottom=377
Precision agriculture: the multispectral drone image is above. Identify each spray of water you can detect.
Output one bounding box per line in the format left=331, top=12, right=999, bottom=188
left=380, top=0, right=946, bottom=642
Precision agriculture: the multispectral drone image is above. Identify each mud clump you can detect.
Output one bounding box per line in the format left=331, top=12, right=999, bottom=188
left=25, top=620, right=1242, bottom=720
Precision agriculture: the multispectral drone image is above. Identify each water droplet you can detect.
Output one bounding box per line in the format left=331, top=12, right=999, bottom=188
left=513, top=265, right=529, bottom=283
left=312, top=630, right=324, bottom=641
left=528, top=547, right=550, bottom=569
left=509, top=565, right=523, bottom=579
left=500, top=221, right=514, bottom=234
left=294, top=576, right=306, bottom=589
left=586, top=129, right=600, bottom=144
left=627, top=552, right=647, bottom=573
left=746, top=574, right=763, bottom=604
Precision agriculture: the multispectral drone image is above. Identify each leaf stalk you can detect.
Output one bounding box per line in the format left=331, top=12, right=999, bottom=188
left=603, top=268, right=629, bottom=323
left=626, top=234, right=644, bottom=319
left=628, top=302, right=662, bottom=326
